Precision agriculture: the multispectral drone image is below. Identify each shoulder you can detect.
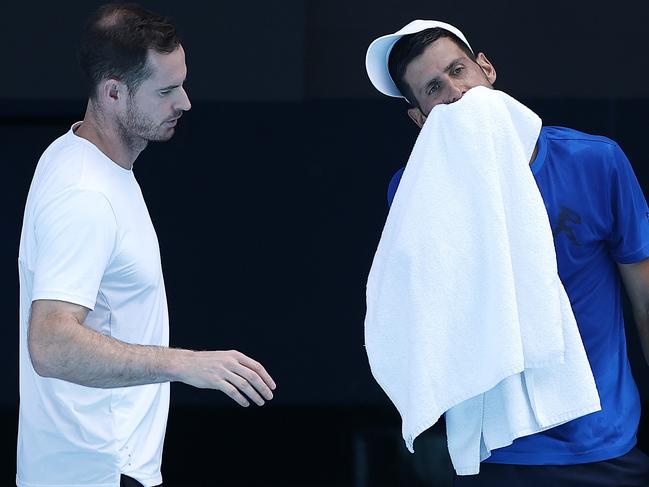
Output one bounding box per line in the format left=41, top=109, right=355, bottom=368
left=541, top=126, right=626, bottom=172
left=33, top=131, right=122, bottom=208
left=34, top=188, right=117, bottom=231
left=36, top=131, right=94, bottom=190
left=542, top=126, right=620, bottom=155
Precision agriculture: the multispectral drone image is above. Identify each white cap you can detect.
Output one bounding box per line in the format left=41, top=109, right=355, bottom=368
left=365, top=20, right=473, bottom=100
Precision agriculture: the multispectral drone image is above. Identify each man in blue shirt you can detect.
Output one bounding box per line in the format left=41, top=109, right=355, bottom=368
left=366, top=20, right=649, bottom=486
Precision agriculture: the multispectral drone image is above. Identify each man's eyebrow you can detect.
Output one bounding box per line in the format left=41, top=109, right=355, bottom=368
left=159, top=84, right=179, bottom=91
left=422, top=58, right=465, bottom=95
left=445, top=58, right=465, bottom=73
left=158, top=78, right=187, bottom=91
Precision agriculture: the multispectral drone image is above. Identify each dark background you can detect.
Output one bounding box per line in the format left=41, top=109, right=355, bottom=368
left=2, top=1, right=649, bottom=485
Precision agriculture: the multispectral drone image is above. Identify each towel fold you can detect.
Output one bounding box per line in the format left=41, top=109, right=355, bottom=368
left=364, top=86, right=600, bottom=475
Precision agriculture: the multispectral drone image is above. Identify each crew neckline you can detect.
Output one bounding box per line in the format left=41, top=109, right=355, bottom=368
left=70, top=121, right=134, bottom=173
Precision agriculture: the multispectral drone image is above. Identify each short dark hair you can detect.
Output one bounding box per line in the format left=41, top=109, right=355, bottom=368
left=78, top=3, right=181, bottom=98
left=388, top=28, right=476, bottom=107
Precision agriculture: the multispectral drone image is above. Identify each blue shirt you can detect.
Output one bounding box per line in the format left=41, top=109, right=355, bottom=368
left=387, top=126, right=649, bottom=465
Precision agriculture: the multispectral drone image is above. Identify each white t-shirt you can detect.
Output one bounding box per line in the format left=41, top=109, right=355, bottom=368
left=17, top=123, right=170, bottom=487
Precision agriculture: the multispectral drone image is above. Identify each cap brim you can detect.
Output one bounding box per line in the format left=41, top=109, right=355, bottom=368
left=365, top=33, right=405, bottom=99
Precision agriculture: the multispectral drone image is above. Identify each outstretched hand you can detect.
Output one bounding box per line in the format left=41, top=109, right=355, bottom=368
left=179, top=350, right=276, bottom=407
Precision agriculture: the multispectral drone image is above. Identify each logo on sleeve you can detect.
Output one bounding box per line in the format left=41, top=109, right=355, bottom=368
left=553, top=207, right=582, bottom=246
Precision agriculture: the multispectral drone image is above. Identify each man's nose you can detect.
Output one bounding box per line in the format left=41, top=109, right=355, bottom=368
left=176, top=86, right=191, bottom=112
left=445, top=80, right=464, bottom=104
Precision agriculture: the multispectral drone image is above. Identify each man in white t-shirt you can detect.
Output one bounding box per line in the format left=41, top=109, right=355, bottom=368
left=17, top=4, right=276, bottom=487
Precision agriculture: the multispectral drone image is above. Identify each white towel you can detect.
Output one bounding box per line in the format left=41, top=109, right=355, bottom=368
left=364, top=86, right=600, bottom=475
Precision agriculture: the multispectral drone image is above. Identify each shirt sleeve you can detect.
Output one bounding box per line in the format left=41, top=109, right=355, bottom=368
left=607, top=143, right=649, bottom=264
left=32, top=189, right=118, bottom=310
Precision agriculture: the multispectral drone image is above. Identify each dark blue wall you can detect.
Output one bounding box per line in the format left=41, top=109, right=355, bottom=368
left=4, top=98, right=648, bottom=408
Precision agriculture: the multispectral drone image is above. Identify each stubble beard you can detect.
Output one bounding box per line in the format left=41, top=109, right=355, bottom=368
left=119, top=97, right=174, bottom=153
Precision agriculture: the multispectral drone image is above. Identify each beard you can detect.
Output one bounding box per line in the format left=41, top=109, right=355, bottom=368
left=118, top=97, right=178, bottom=151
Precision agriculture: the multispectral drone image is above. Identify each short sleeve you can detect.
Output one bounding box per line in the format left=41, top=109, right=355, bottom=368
left=607, top=143, right=649, bottom=264
left=32, top=189, right=117, bottom=310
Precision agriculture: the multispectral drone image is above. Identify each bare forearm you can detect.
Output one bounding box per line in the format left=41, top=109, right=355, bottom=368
left=618, top=261, right=649, bottom=367
left=29, top=310, right=188, bottom=388
left=28, top=299, right=276, bottom=405
left=633, top=308, right=649, bottom=366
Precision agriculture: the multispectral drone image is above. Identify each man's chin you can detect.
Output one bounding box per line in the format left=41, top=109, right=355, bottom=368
left=148, top=129, right=175, bottom=142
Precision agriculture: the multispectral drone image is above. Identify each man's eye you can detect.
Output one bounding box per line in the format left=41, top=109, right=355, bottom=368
left=452, top=66, right=464, bottom=75
left=428, top=83, right=440, bottom=95
left=159, top=90, right=171, bottom=96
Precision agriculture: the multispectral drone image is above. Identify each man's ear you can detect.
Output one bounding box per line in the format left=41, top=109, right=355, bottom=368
left=407, top=107, right=427, bottom=129
left=475, top=52, right=497, bottom=85
left=99, top=78, right=127, bottom=105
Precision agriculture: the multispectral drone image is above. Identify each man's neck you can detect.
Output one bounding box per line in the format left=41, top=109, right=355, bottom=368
left=74, top=101, right=145, bottom=170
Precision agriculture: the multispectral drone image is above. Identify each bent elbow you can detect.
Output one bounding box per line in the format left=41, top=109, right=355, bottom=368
left=27, top=326, right=56, bottom=378
left=28, top=342, right=54, bottom=378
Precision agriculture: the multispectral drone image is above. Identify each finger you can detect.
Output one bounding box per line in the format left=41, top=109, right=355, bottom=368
left=232, top=363, right=274, bottom=401
left=225, top=372, right=266, bottom=406
left=234, top=353, right=276, bottom=390
left=218, top=381, right=250, bottom=407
